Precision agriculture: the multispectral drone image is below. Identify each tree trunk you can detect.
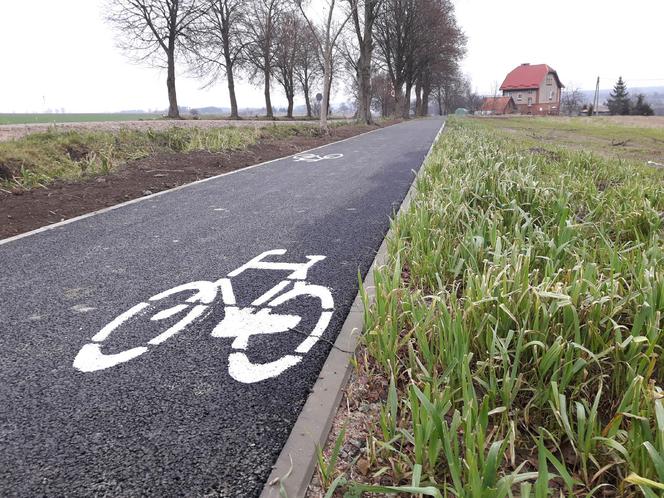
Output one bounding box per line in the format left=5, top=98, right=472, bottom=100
left=226, top=64, right=239, bottom=119
left=320, top=52, right=331, bottom=131
left=421, top=76, right=431, bottom=117
left=403, top=82, right=413, bottom=119
left=304, top=80, right=312, bottom=118
left=325, top=70, right=333, bottom=118
left=393, top=87, right=404, bottom=118
left=264, top=67, right=273, bottom=119
left=166, top=51, right=179, bottom=119
left=356, top=44, right=373, bottom=125
left=286, top=91, right=294, bottom=118
left=421, top=88, right=431, bottom=117
left=414, top=80, right=422, bottom=117
left=436, top=88, right=443, bottom=116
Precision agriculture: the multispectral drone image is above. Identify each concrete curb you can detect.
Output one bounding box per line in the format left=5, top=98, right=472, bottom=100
left=260, top=119, right=446, bottom=498
left=0, top=122, right=397, bottom=247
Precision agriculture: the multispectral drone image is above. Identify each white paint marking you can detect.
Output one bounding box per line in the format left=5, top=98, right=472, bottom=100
left=150, top=281, right=218, bottom=305
left=73, top=343, right=148, bottom=373
left=228, top=353, right=302, bottom=384
left=227, top=249, right=325, bottom=280
left=91, top=302, right=149, bottom=342
left=148, top=305, right=208, bottom=345
left=214, top=278, right=237, bottom=306
left=71, top=304, right=97, bottom=313
left=151, top=304, right=189, bottom=321
left=227, top=249, right=285, bottom=276
left=269, top=282, right=334, bottom=310
left=211, top=307, right=301, bottom=350
left=73, top=247, right=339, bottom=382
left=293, top=153, right=344, bottom=163
left=251, top=280, right=290, bottom=307
left=295, top=311, right=334, bottom=354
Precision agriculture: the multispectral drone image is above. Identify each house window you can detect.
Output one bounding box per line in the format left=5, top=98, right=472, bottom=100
left=546, top=75, right=553, bottom=85
left=517, top=93, right=522, bottom=102
left=549, top=90, right=554, bottom=101
left=528, top=97, right=532, bottom=106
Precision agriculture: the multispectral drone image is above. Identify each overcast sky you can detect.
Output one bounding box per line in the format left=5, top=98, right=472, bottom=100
left=1, top=0, right=662, bottom=113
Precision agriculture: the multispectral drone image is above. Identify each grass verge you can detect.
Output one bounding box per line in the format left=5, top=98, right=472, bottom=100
left=473, top=116, right=664, bottom=165
left=0, top=113, right=162, bottom=125
left=316, top=118, right=664, bottom=497
left=0, top=123, right=337, bottom=190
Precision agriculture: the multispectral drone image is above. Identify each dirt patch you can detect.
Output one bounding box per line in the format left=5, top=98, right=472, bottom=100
left=306, top=353, right=389, bottom=498
left=0, top=162, right=15, bottom=180
left=0, top=122, right=396, bottom=240
left=528, top=147, right=563, bottom=162
left=64, top=143, right=91, bottom=162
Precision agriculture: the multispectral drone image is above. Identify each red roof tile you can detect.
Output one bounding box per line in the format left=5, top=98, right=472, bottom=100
left=500, top=64, right=563, bottom=90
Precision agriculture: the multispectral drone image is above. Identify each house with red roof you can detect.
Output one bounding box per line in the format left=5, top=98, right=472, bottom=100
left=480, top=96, right=517, bottom=115
left=500, top=64, right=564, bottom=115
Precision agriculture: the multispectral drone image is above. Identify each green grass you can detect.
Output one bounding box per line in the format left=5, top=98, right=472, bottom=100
left=325, top=118, right=664, bottom=496
left=0, top=113, right=162, bottom=125
left=474, top=116, right=664, bottom=164
left=0, top=123, right=349, bottom=190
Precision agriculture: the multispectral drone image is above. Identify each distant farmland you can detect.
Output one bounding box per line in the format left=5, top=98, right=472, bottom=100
left=0, top=113, right=162, bottom=125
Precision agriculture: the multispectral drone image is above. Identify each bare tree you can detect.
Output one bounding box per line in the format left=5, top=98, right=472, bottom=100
left=490, top=80, right=499, bottom=101
left=188, top=0, right=246, bottom=118
left=463, top=81, right=483, bottom=113
left=371, top=72, right=395, bottom=117
left=273, top=11, right=300, bottom=118
left=243, top=0, right=283, bottom=118
left=412, top=0, right=438, bottom=116
left=413, top=0, right=465, bottom=117
left=374, top=0, right=418, bottom=118
left=107, top=0, right=202, bottom=118
left=297, top=0, right=352, bottom=131
left=561, top=86, right=584, bottom=116
left=433, top=70, right=465, bottom=115
left=294, top=26, right=322, bottom=118
left=346, top=0, right=382, bottom=124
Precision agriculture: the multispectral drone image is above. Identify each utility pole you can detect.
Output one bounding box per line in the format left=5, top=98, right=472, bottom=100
left=593, top=77, right=600, bottom=116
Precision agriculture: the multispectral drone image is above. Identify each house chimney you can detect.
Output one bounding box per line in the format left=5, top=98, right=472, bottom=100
left=521, top=63, right=530, bottom=66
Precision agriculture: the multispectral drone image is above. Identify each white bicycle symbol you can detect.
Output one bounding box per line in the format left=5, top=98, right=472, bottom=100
left=293, top=153, right=343, bottom=163
left=72, top=250, right=334, bottom=384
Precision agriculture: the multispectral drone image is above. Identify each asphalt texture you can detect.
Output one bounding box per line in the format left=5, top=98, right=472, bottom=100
left=0, top=117, right=444, bottom=497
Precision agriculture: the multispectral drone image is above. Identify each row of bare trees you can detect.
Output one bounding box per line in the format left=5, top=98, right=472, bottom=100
left=107, top=0, right=466, bottom=127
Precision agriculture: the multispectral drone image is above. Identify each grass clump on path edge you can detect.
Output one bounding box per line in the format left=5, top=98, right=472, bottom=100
left=321, top=118, right=664, bottom=497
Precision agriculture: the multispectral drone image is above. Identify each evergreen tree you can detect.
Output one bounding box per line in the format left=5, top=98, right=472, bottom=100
left=607, top=77, right=631, bottom=115
left=631, top=94, right=655, bottom=116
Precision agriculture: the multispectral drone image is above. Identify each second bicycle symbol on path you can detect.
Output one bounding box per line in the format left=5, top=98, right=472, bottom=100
left=72, top=250, right=334, bottom=384
left=293, top=153, right=344, bottom=163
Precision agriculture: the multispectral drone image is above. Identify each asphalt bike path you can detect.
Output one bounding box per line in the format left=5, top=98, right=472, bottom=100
left=0, top=117, right=444, bottom=497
